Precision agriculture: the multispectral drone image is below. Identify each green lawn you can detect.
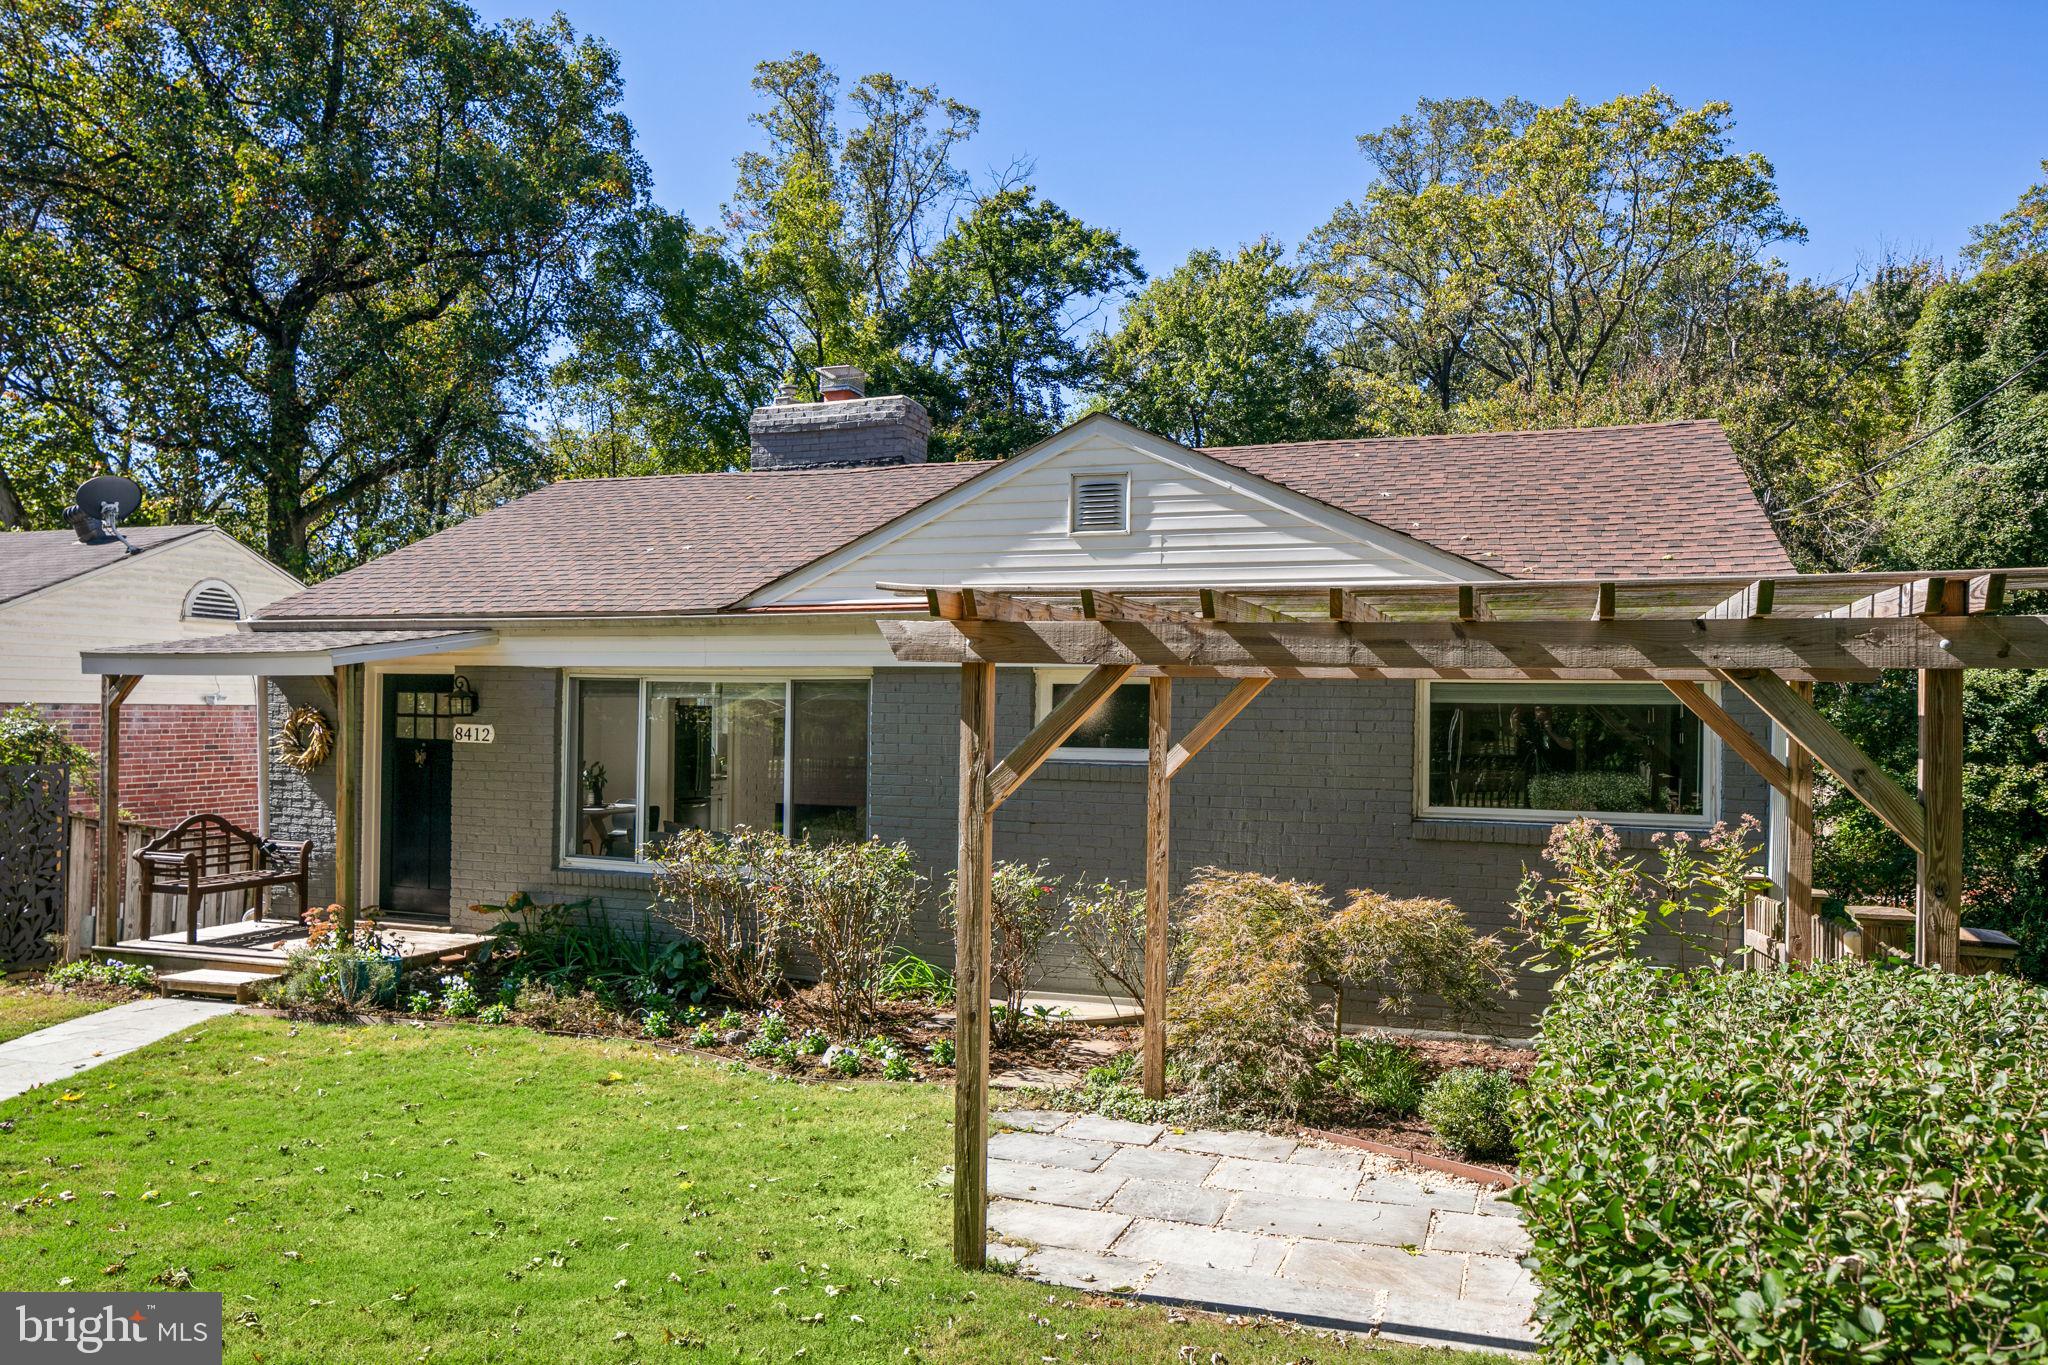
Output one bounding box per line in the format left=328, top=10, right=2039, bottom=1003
left=0, top=984, right=116, bottom=1045
left=0, top=1016, right=1492, bottom=1363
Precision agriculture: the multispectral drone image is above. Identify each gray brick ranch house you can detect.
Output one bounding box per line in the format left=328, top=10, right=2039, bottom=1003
left=86, top=373, right=1798, bottom=1023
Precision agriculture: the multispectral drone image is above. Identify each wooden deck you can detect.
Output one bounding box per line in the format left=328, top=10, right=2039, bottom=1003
left=92, top=918, right=492, bottom=998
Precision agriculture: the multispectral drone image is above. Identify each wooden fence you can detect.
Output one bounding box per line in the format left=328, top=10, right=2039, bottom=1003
left=62, top=815, right=264, bottom=955
left=1744, top=893, right=2015, bottom=974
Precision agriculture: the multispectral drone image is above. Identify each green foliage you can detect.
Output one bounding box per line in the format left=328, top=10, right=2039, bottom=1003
left=1059, top=879, right=1147, bottom=1005
left=1317, top=888, right=1512, bottom=1026
left=1965, top=159, right=2048, bottom=271
left=880, top=1050, right=912, bottom=1082
left=1095, top=239, right=1356, bottom=448
left=1044, top=1049, right=1218, bottom=1129
left=1315, top=1037, right=1425, bottom=1118
left=878, top=952, right=956, bottom=1006
left=481, top=893, right=711, bottom=1012
left=0, top=0, right=645, bottom=574
left=1881, top=255, right=2048, bottom=569
left=947, top=860, right=1063, bottom=1044
left=0, top=705, right=95, bottom=795
left=1518, top=960, right=2048, bottom=1363
left=477, top=1001, right=509, bottom=1025
left=903, top=186, right=1140, bottom=455
left=779, top=837, right=923, bottom=1040
left=1304, top=90, right=1799, bottom=419
left=1418, top=1066, right=1518, bottom=1161
left=436, top=975, right=480, bottom=1018
left=265, top=928, right=401, bottom=1015
left=825, top=1044, right=863, bottom=1077
left=1511, top=816, right=1767, bottom=975
left=925, top=1037, right=954, bottom=1068
left=1815, top=671, right=2048, bottom=981
left=44, top=957, right=154, bottom=993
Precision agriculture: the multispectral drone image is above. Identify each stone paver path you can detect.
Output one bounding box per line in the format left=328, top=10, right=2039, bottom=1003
left=985, top=1108, right=1535, bottom=1355
left=0, top=998, right=239, bottom=1102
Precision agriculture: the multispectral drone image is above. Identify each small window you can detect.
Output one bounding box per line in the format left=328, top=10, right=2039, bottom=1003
left=1036, top=671, right=1149, bottom=763
left=1070, top=474, right=1129, bottom=533
left=184, top=580, right=244, bottom=621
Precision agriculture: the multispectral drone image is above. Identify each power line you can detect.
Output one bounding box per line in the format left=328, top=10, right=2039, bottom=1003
left=1770, top=343, right=2048, bottom=519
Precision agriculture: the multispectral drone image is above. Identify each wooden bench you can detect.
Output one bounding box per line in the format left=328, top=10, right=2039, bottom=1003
left=135, top=814, right=311, bottom=943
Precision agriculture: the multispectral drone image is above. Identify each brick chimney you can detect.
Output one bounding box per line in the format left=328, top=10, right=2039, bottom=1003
left=749, top=366, right=930, bottom=471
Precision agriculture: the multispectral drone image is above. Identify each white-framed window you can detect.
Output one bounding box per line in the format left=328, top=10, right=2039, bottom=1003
left=560, top=674, right=870, bottom=866
left=1069, top=472, right=1130, bottom=534
left=1034, top=669, right=1151, bottom=763
left=183, top=579, right=244, bottom=621
left=1415, top=680, right=1719, bottom=826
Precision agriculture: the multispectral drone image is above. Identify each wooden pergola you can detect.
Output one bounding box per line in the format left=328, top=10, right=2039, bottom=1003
left=873, top=569, right=2048, bottom=1269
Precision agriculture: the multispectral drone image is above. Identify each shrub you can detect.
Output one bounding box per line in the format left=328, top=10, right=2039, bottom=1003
left=947, top=860, right=1064, bottom=1044
left=1316, top=1036, right=1425, bottom=1117
left=650, top=827, right=794, bottom=1007
left=1519, top=960, right=2048, bottom=1363
left=1317, top=890, right=1511, bottom=1029
left=0, top=704, right=96, bottom=796
left=1419, top=1066, right=1518, bottom=1161
left=1062, top=879, right=1147, bottom=1004
left=780, top=837, right=922, bottom=1039
left=266, top=918, right=401, bottom=1015
left=1512, top=815, right=1766, bottom=975
left=1168, top=868, right=1330, bottom=1118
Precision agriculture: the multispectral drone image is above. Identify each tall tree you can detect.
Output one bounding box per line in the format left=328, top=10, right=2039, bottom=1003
left=1304, top=91, right=1801, bottom=423
left=543, top=206, right=776, bottom=480
left=0, top=0, right=643, bottom=573
left=1095, top=239, right=1357, bottom=448
left=725, top=52, right=977, bottom=387
left=903, top=185, right=1140, bottom=457
left=1965, top=159, right=2048, bottom=272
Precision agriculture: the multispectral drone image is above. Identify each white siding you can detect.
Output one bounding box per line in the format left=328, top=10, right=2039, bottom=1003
left=0, top=530, right=302, bottom=705
left=749, top=420, right=1487, bottom=607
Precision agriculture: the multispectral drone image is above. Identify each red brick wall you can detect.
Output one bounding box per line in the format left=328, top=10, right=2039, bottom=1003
left=11, top=702, right=261, bottom=829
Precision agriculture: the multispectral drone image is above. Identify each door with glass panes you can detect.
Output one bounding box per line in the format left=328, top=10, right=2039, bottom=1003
left=380, top=675, right=454, bottom=918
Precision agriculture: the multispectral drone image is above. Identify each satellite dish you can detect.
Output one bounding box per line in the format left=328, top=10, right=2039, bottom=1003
left=65, top=474, right=145, bottom=552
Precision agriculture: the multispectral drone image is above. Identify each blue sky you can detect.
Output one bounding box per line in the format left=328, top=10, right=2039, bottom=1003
left=480, top=0, right=2046, bottom=287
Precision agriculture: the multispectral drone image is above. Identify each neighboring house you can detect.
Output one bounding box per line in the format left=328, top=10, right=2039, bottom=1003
left=83, top=370, right=1796, bottom=1025
left=0, top=525, right=301, bottom=826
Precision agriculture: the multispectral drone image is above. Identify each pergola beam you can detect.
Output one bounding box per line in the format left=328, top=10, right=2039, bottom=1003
left=953, top=662, right=996, bottom=1270
left=1917, top=670, right=1963, bottom=970
left=1717, top=669, right=1927, bottom=855
left=880, top=613, right=2048, bottom=676
left=986, top=665, right=1134, bottom=809
left=1143, top=678, right=1172, bottom=1101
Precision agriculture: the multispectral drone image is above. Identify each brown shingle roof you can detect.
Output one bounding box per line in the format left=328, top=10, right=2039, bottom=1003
left=258, top=462, right=990, bottom=623
left=1202, top=420, right=1791, bottom=579
left=0, top=526, right=209, bottom=606
left=255, top=419, right=1788, bottom=624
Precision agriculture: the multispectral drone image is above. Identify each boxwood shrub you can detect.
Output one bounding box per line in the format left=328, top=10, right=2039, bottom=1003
left=1518, top=960, right=2048, bottom=1363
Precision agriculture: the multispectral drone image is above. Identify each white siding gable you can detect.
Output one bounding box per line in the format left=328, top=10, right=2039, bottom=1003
left=0, top=528, right=302, bottom=705
left=744, top=416, right=1495, bottom=608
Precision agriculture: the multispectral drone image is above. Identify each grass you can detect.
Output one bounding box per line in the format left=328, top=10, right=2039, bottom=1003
left=0, top=983, right=116, bottom=1045
left=0, top=1016, right=1495, bottom=1364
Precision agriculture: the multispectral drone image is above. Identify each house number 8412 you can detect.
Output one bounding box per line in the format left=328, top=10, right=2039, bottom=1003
left=453, top=723, right=494, bottom=744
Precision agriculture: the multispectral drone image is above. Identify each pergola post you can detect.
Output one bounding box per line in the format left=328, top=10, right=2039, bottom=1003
left=95, top=673, right=140, bottom=947
left=952, top=660, right=996, bottom=1270
left=1784, top=682, right=1817, bottom=960
left=1142, top=677, right=1172, bottom=1100
left=1916, top=669, right=1963, bottom=969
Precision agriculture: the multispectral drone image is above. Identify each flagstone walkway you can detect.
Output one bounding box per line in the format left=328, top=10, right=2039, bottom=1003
left=0, top=998, right=239, bottom=1102
left=984, top=1108, right=1536, bottom=1355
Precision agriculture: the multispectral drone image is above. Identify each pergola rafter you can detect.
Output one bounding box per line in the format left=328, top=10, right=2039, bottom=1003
left=883, top=569, right=2048, bottom=1271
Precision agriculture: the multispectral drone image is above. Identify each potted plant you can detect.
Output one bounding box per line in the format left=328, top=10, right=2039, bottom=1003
left=582, top=761, right=608, bottom=808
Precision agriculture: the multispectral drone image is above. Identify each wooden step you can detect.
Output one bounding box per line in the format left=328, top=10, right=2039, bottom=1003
left=157, top=968, right=276, bottom=1003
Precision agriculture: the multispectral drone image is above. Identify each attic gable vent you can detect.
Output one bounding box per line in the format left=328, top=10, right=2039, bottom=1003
left=184, top=580, right=243, bottom=621
left=1070, top=475, right=1129, bottom=534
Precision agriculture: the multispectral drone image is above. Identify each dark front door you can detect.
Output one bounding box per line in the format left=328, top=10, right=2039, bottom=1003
left=381, top=675, right=454, bottom=918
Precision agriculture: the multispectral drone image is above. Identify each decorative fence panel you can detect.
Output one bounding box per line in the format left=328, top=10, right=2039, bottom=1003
left=0, top=763, right=70, bottom=970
